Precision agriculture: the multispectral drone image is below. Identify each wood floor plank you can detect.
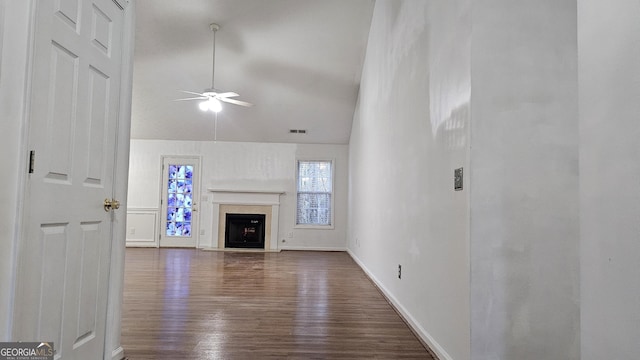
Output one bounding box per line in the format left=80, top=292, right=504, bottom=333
left=121, top=249, right=435, bottom=359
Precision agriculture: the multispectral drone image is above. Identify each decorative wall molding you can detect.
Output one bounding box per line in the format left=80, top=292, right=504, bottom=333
left=126, top=208, right=159, bottom=247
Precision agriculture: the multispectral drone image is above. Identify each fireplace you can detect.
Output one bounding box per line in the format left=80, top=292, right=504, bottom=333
left=208, top=189, right=284, bottom=251
left=224, top=213, right=266, bottom=249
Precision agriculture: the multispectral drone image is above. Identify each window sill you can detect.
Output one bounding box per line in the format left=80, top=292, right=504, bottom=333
left=294, top=224, right=335, bottom=230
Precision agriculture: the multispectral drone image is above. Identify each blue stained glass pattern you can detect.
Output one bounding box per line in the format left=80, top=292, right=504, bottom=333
left=167, top=208, right=176, bottom=221
left=166, top=164, right=195, bottom=237
left=169, top=165, right=178, bottom=179
left=177, top=180, right=186, bottom=193
left=176, top=194, right=185, bottom=207
left=175, top=208, right=185, bottom=222
left=168, top=180, right=177, bottom=192
left=166, top=223, right=174, bottom=236
left=168, top=193, right=177, bottom=207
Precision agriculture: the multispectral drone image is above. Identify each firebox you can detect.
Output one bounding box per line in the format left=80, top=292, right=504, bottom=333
left=224, top=213, right=266, bottom=249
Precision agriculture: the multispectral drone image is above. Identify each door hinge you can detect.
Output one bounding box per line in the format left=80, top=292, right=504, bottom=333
left=28, top=150, right=35, bottom=173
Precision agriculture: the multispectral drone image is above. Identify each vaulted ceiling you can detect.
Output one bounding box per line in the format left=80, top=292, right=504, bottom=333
left=131, top=0, right=375, bottom=144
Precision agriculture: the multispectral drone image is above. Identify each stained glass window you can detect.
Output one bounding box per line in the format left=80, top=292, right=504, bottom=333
left=166, top=164, right=193, bottom=236
left=296, top=160, right=332, bottom=226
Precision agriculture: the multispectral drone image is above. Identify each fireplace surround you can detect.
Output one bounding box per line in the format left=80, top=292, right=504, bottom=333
left=209, top=189, right=284, bottom=251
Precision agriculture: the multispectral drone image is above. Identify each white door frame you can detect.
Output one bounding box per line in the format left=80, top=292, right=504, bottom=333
left=104, top=2, right=135, bottom=360
left=159, top=155, right=202, bottom=248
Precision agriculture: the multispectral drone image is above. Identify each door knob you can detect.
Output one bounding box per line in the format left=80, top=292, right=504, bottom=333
left=103, top=198, right=121, bottom=212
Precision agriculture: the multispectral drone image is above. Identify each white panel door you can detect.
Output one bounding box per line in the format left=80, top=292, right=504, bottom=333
left=159, top=157, right=200, bottom=248
left=15, top=0, right=124, bottom=359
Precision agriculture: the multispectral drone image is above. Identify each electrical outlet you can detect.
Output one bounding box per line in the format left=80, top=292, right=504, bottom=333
left=288, top=232, right=293, bottom=238
left=398, top=264, right=402, bottom=279
left=200, top=229, right=205, bottom=235
left=129, top=228, right=135, bottom=235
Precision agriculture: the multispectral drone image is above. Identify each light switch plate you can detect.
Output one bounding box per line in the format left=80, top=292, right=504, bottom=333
left=454, top=167, right=463, bottom=191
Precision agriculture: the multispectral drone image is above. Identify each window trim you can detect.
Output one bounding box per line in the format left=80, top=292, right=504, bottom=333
left=294, top=158, right=335, bottom=230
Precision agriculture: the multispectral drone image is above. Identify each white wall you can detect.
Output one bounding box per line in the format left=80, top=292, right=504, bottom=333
left=348, top=1, right=471, bottom=359
left=0, top=1, right=4, bottom=59
left=127, top=139, right=349, bottom=250
left=578, top=1, right=640, bottom=358
left=0, top=0, right=31, bottom=340
left=469, top=1, right=580, bottom=359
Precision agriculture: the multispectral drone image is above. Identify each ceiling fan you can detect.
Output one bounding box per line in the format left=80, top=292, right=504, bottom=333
left=175, top=23, right=253, bottom=112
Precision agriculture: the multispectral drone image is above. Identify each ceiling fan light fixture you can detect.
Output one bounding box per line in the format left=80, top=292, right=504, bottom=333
left=209, top=98, right=222, bottom=113
left=199, top=98, right=222, bottom=113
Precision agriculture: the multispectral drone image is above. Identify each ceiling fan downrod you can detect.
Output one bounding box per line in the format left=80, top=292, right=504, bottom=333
left=209, top=23, right=220, bottom=90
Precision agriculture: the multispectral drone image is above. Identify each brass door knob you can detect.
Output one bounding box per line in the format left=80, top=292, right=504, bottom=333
left=103, top=198, right=121, bottom=212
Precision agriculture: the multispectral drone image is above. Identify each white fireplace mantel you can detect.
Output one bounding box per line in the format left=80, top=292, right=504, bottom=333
left=208, top=189, right=285, bottom=205
left=207, top=189, right=285, bottom=251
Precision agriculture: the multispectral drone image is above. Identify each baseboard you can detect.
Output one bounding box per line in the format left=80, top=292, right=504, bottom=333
left=111, top=346, right=124, bottom=360
left=346, top=249, right=453, bottom=360
left=279, top=246, right=347, bottom=252
left=125, top=243, right=157, bottom=248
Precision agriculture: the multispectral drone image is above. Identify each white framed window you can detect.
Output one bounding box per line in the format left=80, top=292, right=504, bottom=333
left=296, top=160, right=333, bottom=227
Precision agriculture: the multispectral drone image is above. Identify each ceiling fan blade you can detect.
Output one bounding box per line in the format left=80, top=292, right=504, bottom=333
left=219, top=97, right=253, bottom=107
left=215, top=92, right=239, bottom=99
left=180, top=90, right=206, bottom=97
left=173, top=97, right=207, bottom=101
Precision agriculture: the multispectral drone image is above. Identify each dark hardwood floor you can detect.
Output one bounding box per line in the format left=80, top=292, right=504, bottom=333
left=121, top=249, right=435, bottom=359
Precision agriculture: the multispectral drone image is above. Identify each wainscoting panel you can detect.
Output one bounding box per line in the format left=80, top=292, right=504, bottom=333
left=126, top=208, right=158, bottom=247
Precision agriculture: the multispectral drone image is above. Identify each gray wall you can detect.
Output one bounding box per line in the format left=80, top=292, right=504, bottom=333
left=348, top=1, right=471, bottom=359
left=469, top=0, right=580, bottom=359
left=578, top=1, right=640, bottom=358
left=350, top=1, right=585, bottom=359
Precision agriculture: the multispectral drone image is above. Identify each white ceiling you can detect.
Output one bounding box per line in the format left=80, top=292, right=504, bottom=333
left=131, top=0, right=375, bottom=144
